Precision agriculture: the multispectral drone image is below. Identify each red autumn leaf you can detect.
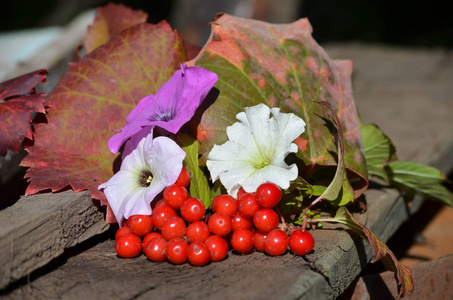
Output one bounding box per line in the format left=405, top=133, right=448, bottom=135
left=191, top=14, right=368, bottom=198
left=0, top=70, right=46, bottom=156
left=334, top=207, right=415, bottom=297
left=83, top=3, right=148, bottom=54
left=21, top=22, right=187, bottom=222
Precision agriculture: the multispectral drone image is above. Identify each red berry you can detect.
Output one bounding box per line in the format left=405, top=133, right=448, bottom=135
left=236, top=187, right=247, bottom=200
left=237, top=193, right=260, bottom=218
left=166, top=238, right=188, bottom=264
left=180, top=198, right=206, bottom=222
left=231, top=212, right=253, bottom=231
left=175, top=167, right=190, bottom=187
left=161, top=216, right=186, bottom=241
left=115, top=226, right=131, bottom=240
left=205, top=235, right=229, bottom=262
left=231, top=229, right=254, bottom=253
left=115, top=233, right=142, bottom=258
left=143, top=236, right=167, bottom=262
left=128, top=214, right=153, bottom=237
left=253, top=208, right=279, bottom=233
left=153, top=199, right=169, bottom=208
left=163, top=184, right=189, bottom=209
left=289, top=229, right=315, bottom=256
left=212, top=194, right=238, bottom=218
left=142, top=232, right=163, bottom=249
left=253, top=230, right=267, bottom=252
left=187, top=241, right=211, bottom=266
left=151, top=205, right=177, bottom=230
left=264, top=229, right=288, bottom=256
left=256, top=182, right=282, bottom=208
left=207, top=213, right=232, bottom=236
left=186, top=221, right=210, bottom=243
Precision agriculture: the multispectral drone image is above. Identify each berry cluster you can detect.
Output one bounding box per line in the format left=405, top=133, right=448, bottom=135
left=114, top=168, right=315, bottom=266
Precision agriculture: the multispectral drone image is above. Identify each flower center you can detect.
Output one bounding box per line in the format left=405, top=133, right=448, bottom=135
left=150, top=108, right=174, bottom=122
left=138, top=170, right=153, bottom=187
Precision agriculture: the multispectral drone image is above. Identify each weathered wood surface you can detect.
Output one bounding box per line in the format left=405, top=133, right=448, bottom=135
left=1, top=44, right=453, bottom=299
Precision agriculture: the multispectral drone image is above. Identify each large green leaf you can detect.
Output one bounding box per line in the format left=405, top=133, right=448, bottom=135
left=192, top=14, right=368, bottom=198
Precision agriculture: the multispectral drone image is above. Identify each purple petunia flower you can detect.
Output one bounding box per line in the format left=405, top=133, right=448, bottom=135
left=108, top=64, right=218, bottom=154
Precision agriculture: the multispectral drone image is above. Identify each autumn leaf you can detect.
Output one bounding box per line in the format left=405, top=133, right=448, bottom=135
left=83, top=3, right=148, bottom=54
left=191, top=14, right=368, bottom=198
left=21, top=22, right=187, bottom=223
left=332, top=207, right=414, bottom=298
left=0, top=69, right=46, bottom=156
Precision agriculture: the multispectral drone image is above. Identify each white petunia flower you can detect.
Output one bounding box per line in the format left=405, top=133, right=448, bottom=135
left=99, top=130, right=185, bottom=226
left=206, top=103, right=306, bottom=197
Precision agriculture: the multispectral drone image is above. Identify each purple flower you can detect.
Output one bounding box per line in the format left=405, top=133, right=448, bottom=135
left=108, top=64, right=218, bottom=154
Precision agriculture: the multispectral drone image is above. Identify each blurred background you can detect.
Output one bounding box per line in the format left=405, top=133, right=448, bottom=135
left=1, top=0, right=452, bottom=47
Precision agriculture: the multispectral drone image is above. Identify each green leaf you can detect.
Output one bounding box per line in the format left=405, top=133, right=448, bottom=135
left=331, top=207, right=414, bottom=298
left=386, top=161, right=453, bottom=206
left=177, top=134, right=211, bottom=208
left=361, top=123, right=397, bottom=180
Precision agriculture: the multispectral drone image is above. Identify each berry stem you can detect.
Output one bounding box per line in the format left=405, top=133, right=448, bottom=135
left=300, top=194, right=323, bottom=231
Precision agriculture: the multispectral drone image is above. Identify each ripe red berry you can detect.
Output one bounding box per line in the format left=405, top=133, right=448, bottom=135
left=142, top=232, right=163, bottom=249
left=153, top=199, right=169, bottom=208
left=289, top=229, right=315, bottom=256
left=115, top=226, right=131, bottom=240
left=115, top=233, right=142, bottom=258
left=255, top=182, right=282, bottom=208
left=143, top=236, right=167, bottom=262
left=207, top=213, right=232, bottom=236
left=237, top=193, right=260, bottom=218
left=180, top=198, right=206, bottom=222
left=151, top=205, right=177, bottom=230
left=236, top=187, right=247, bottom=200
left=175, top=167, right=190, bottom=187
left=253, top=208, right=279, bottom=233
left=204, top=235, right=229, bottom=262
left=166, top=238, right=188, bottom=264
left=253, top=230, right=267, bottom=252
left=128, top=214, right=153, bottom=237
left=212, top=194, right=238, bottom=218
left=186, top=221, right=210, bottom=243
left=187, top=241, right=211, bottom=266
left=161, top=216, right=186, bottom=241
left=231, top=229, right=254, bottom=253
left=163, top=184, right=189, bottom=209
left=264, top=229, right=288, bottom=256
left=231, top=212, right=253, bottom=231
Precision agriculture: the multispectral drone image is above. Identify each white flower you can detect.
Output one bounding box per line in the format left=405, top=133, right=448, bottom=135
left=207, top=103, right=306, bottom=197
left=99, top=130, right=185, bottom=225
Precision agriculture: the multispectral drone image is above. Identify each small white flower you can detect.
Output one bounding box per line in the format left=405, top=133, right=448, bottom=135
left=99, top=130, right=185, bottom=225
left=207, top=103, right=306, bottom=197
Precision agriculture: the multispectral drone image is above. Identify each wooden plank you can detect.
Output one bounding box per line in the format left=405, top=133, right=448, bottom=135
left=1, top=44, right=453, bottom=299
left=0, top=191, right=109, bottom=290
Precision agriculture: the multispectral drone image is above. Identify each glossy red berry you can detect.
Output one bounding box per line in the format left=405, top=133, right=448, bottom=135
left=207, top=213, right=232, bottom=236
left=237, top=193, right=260, bottom=218
left=180, top=198, right=206, bottom=222
left=212, top=194, right=238, bottom=218
left=236, top=187, right=247, bottom=200
left=253, top=230, right=267, bottom=252
left=151, top=205, right=177, bottom=230
left=204, top=235, right=229, bottom=262
left=175, top=167, right=190, bottom=187
left=128, top=214, right=153, bottom=237
left=186, top=221, right=210, bottom=243
left=289, top=229, right=315, bottom=256
left=115, top=226, right=131, bottom=240
left=143, top=236, right=167, bottom=262
left=231, top=229, right=254, bottom=253
left=161, top=216, right=186, bottom=241
left=142, top=232, right=163, bottom=249
left=264, top=229, right=288, bottom=256
left=115, top=233, right=142, bottom=258
left=253, top=208, right=279, bottom=233
left=153, top=199, right=169, bottom=208
left=163, top=184, right=189, bottom=209
left=255, top=182, right=282, bottom=208
left=187, top=241, right=211, bottom=266
left=231, top=212, right=253, bottom=231
left=166, top=238, right=188, bottom=264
